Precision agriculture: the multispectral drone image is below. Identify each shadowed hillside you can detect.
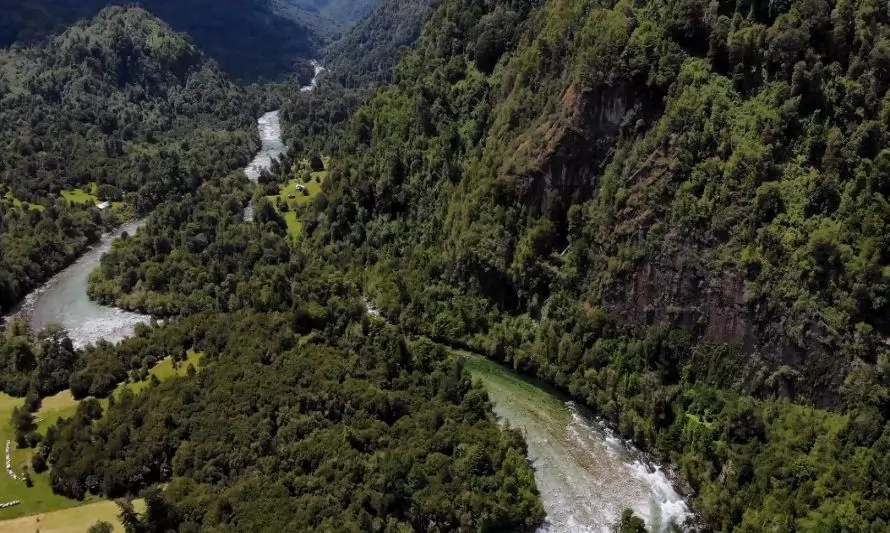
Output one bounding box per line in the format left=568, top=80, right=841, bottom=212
left=0, top=0, right=326, bottom=80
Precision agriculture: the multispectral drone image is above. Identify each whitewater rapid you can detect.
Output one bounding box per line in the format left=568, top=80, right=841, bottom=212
left=300, top=60, right=325, bottom=92
left=243, top=111, right=286, bottom=185
left=9, top=70, right=310, bottom=343
left=465, top=356, right=692, bottom=533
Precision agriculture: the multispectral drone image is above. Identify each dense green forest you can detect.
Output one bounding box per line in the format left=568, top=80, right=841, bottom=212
left=324, top=0, right=439, bottom=87
left=3, top=169, right=546, bottom=530
left=3, top=275, right=547, bottom=530
left=298, top=0, right=890, bottom=529
left=86, top=172, right=297, bottom=316
left=6, top=0, right=890, bottom=529
left=0, top=6, right=258, bottom=314
left=287, top=0, right=378, bottom=31
left=0, top=314, right=184, bottom=407
left=41, top=313, right=543, bottom=531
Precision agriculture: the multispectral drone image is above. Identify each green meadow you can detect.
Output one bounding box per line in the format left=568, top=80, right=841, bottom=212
left=265, top=158, right=328, bottom=238
left=0, top=350, right=201, bottom=522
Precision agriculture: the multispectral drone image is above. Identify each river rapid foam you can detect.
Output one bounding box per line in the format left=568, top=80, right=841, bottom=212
left=466, top=356, right=693, bottom=533
left=243, top=60, right=323, bottom=221
left=10, top=83, right=299, bottom=344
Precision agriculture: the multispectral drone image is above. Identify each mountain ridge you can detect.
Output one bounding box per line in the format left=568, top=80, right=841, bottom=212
left=0, top=0, right=338, bottom=80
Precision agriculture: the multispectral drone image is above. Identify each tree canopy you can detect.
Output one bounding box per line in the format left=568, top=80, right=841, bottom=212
left=0, top=6, right=258, bottom=313
left=294, top=0, right=890, bottom=529
left=40, top=313, right=544, bottom=532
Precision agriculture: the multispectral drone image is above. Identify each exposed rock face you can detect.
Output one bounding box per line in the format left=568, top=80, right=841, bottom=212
left=599, top=236, right=847, bottom=404
left=603, top=252, right=751, bottom=347
left=552, top=113, right=851, bottom=404
left=513, top=83, right=655, bottom=217
left=504, top=83, right=824, bottom=398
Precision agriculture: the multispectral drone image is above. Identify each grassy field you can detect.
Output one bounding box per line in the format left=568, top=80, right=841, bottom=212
left=122, top=350, right=201, bottom=396
left=281, top=211, right=302, bottom=237
left=273, top=174, right=325, bottom=205
left=4, top=188, right=127, bottom=214
left=34, top=391, right=76, bottom=435
left=0, top=498, right=145, bottom=533
left=265, top=159, right=328, bottom=239
left=60, top=182, right=101, bottom=205
left=2, top=191, right=44, bottom=212
left=0, top=350, right=202, bottom=522
left=35, top=350, right=202, bottom=433
left=0, top=393, right=93, bottom=521
left=60, top=183, right=126, bottom=210
left=60, top=187, right=98, bottom=204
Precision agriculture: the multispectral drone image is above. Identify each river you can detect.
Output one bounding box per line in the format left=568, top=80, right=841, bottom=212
left=465, top=356, right=692, bottom=533
left=242, top=110, right=285, bottom=224
left=9, top=107, right=288, bottom=347
left=245, top=61, right=324, bottom=185
left=11, top=220, right=151, bottom=348
left=300, top=60, right=325, bottom=92
left=243, top=110, right=286, bottom=184
left=243, top=60, right=325, bottom=222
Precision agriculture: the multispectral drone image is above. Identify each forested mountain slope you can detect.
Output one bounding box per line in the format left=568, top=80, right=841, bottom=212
left=279, top=0, right=439, bottom=160
left=0, top=6, right=257, bottom=313
left=306, top=0, right=890, bottom=529
left=0, top=0, right=322, bottom=80
left=284, top=0, right=377, bottom=30
left=324, top=0, right=439, bottom=86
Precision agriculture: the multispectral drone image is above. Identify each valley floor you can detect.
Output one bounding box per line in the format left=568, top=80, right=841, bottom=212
left=0, top=499, right=144, bottom=533
left=0, top=351, right=200, bottom=523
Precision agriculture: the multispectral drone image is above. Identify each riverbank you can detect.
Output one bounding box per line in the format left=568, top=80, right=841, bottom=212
left=0, top=106, right=283, bottom=523
left=3, top=55, right=326, bottom=334
left=0, top=61, right=321, bottom=528
left=5, top=102, right=290, bottom=344
left=357, top=301, right=699, bottom=531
